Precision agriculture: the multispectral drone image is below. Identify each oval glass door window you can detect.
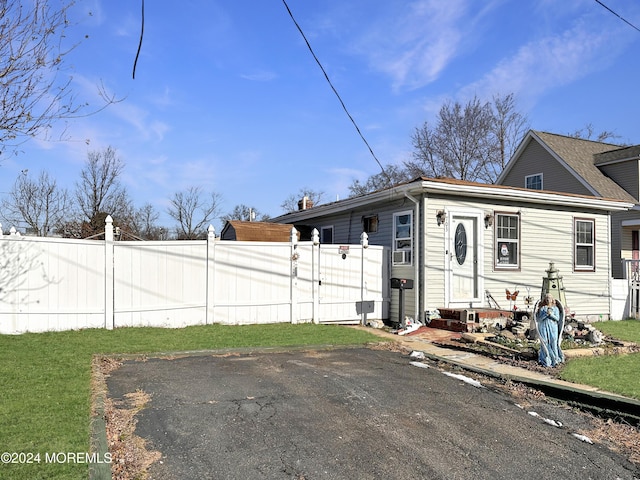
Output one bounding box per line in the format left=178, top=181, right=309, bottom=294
left=455, top=223, right=467, bottom=265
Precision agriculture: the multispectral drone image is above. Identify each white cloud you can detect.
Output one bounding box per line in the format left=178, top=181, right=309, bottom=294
left=352, top=0, right=481, bottom=92
left=112, top=12, right=139, bottom=39
left=459, top=11, right=631, bottom=105
left=107, top=102, right=170, bottom=143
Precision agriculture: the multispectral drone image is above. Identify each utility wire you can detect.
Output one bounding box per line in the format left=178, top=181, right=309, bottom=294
left=281, top=0, right=391, bottom=184
left=133, top=0, right=145, bottom=79
left=594, top=0, right=640, bottom=33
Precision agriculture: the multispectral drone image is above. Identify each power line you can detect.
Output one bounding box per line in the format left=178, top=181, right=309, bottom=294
left=133, top=0, right=145, bottom=79
left=281, top=0, right=391, bottom=183
left=594, top=0, right=640, bottom=33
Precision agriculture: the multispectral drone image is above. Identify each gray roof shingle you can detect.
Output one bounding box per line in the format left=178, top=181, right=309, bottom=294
left=533, top=131, right=637, bottom=202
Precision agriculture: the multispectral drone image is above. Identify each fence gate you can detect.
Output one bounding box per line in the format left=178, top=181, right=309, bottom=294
left=315, top=244, right=389, bottom=324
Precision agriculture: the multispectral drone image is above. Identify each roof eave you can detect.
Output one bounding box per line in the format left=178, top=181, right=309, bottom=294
left=419, top=180, right=633, bottom=211
left=274, top=185, right=413, bottom=222
left=275, top=180, right=632, bottom=223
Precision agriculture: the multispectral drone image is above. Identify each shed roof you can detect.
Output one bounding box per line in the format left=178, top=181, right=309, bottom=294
left=221, top=221, right=298, bottom=241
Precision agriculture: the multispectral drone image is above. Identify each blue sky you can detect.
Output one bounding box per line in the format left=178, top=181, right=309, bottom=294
left=2, top=0, right=640, bottom=232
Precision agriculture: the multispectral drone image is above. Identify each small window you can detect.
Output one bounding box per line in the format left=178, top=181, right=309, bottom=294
left=575, top=218, right=595, bottom=271
left=525, top=173, right=543, bottom=190
left=363, top=215, right=378, bottom=233
left=495, top=213, right=519, bottom=269
left=320, top=226, right=334, bottom=244
left=393, top=211, right=412, bottom=265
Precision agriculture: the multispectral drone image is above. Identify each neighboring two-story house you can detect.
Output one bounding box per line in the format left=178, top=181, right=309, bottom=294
left=497, top=130, right=640, bottom=279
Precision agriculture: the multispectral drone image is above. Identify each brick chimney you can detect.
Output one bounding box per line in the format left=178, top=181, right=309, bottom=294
left=298, top=196, right=314, bottom=210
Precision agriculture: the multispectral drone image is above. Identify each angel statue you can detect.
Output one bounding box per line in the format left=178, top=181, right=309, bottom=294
left=535, top=293, right=565, bottom=367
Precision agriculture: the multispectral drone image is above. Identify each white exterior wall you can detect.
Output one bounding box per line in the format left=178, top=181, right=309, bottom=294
left=423, top=196, right=613, bottom=320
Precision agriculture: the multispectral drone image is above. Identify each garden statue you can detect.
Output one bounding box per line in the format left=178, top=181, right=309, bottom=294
left=535, top=293, right=565, bottom=367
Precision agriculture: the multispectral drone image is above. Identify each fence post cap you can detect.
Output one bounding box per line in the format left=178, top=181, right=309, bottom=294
left=360, top=231, right=369, bottom=248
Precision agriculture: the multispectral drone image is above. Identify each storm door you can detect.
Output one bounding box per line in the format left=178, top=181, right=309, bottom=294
left=448, top=215, right=479, bottom=304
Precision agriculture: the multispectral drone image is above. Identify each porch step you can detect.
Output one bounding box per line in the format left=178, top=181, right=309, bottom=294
left=430, top=308, right=513, bottom=333
left=427, top=317, right=475, bottom=332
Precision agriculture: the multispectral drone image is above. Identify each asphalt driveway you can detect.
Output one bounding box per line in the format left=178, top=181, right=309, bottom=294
left=106, top=347, right=638, bottom=479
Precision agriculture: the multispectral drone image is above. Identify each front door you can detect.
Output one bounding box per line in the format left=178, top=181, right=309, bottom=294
left=448, top=215, right=479, bottom=305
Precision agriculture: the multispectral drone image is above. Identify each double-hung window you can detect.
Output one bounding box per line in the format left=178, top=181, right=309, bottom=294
left=495, top=213, right=519, bottom=269
left=525, top=173, right=543, bottom=190
left=574, top=218, right=595, bottom=271
left=393, top=211, right=412, bottom=265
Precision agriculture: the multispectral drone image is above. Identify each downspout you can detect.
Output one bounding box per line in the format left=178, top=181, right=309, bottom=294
left=607, top=211, right=613, bottom=320
left=404, top=191, right=421, bottom=323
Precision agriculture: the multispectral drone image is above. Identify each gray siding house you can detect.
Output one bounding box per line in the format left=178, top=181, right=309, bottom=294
left=498, top=130, right=640, bottom=279
left=273, top=177, right=632, bottom=323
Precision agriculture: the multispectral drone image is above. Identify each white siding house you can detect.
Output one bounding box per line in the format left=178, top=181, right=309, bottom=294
left=273, top=177, right=633, bottom=322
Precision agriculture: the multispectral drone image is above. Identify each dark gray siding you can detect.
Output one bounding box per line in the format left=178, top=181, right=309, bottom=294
left=293, top=198, right=414, bottom=248
left=501, top=138, right=593, bottom=195
left=599, top=160, right=640, bottom=201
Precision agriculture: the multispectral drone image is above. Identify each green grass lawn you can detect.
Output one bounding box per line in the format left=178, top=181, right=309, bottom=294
left=595, top=319, right=640, bottom=343
left=0, top=324, right=381, bottom=480
left=559, top=320, right=640, bottom=400
left=1, top=321, right=638, bottom=479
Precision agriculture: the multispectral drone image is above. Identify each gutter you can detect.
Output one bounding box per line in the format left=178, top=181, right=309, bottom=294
left=595, top=154, right=640, bottom=167
left=416, top=180, right=634, bottom=211
left=274, top=180, right=633, bottom=225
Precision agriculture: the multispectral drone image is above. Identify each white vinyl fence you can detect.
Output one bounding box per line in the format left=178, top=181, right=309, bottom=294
left=619, top=259, right=640, bottom=319
left=0, top=218, right=389, bottom=334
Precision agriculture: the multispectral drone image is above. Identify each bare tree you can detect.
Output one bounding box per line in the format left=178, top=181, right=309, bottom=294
left=488, top=93, right=529, bottom=181
left=167, top=187, right=221, bottom=239
left=70, top=146, right=133, bottom=238
left=406, top=96, right=497, bottom=182
left=0, top=170, right=70, bottom=236
left=130, top=203, right=166, bottom=240
left=280, top=188, right=324, bottom=213
left=569, top=123, right=622, bottom=144
left=0, top=1, right=115, bottom=153
left=406, top=93, right=528, bottom=183
left=348, top=164, right=412, bottom=197
left=221, top=204, right=270, bottom=223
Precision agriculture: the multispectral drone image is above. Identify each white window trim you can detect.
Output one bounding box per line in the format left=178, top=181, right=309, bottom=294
left=495, top=212, right=520, bottom=270
left=525, top=173, right=543, bottom=190
left=392, top=210, right=413, bottom=266
left=574, top=218, right=595, bottom=272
